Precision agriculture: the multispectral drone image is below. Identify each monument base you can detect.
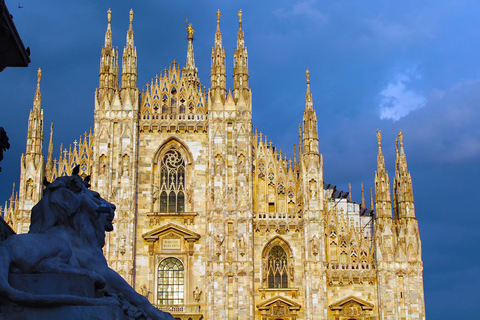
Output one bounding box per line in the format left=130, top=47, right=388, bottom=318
left=0, top=305, right=127, bottom=320
left=0, top=273, right=127, bottom=320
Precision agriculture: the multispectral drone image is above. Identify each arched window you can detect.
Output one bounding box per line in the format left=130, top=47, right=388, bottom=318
left=157, top=258, right=184, bottom=305
left=159, top=150, right=185, bottom=212
left=267, top=245, right=288, bottom=288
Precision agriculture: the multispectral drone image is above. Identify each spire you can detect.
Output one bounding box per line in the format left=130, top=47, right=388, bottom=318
left=233, top=9, right=249, bottom=103
left=98, top=8, right=119, bottom=106
left=46, top=123, right=54, bottom=180
left=361, top=183, right=365, bottom=208
left=349, top=183, right=352, bottom=201
left=215, top=9, right=222, bottom=47
left=374, top=130, right=392, bottom=219
left=121, top=9, right=138, bottom=101
left=26, top=69, right=44, bottom=157
left=33, top=68, right=41, bottom=110
left=210, top=9, right=226, bottom=103
left=394, top=130, right=416, bottom=219
left=105, top=8, right=112, bottom=47
left=301, top=69, right=319, bottom=155
left=185, top=20, right=200, bottom=87
left=305, top=69, right=313, bottom=109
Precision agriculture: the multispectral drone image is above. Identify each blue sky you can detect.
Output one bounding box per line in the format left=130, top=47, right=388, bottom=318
left=1, top=0, right=479, bottom=318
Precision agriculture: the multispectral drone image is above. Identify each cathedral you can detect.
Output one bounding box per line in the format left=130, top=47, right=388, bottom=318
left=2, top=9, right=426, bottom=320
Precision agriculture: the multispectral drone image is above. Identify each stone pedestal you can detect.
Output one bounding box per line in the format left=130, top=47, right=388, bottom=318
left=0, top=273, right=127, bottom=320
left=0, top=305, right=126, bottom=320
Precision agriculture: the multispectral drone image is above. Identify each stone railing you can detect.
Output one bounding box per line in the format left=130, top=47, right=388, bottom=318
left=253, top=212, right=303, bottom=233
left=255, top=212, right=301, bottom=220
left=155, top=304, right=201, bottom=314
left=141, top=113, right=207, bottom=121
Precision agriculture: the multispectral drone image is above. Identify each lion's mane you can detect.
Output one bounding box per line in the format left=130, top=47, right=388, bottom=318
left=29, top=175, right=109, bottom=248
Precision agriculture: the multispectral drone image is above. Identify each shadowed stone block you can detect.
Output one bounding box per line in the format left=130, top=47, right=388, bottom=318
left=0, top=305, right=126, bottom=320
left=8, top=274, right=96, bottom=298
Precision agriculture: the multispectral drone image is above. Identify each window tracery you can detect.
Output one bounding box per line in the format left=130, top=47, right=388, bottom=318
left=267, top=245, right=289, bottom=288
left=159, top=150, right=185, bottom=213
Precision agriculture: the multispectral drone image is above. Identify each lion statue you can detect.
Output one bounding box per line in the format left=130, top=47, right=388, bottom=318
left=0, top=171, right=174, bottom=320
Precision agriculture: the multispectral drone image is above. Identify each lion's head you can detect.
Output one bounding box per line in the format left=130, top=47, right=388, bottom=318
left=29, top=174, right=116, bottom=248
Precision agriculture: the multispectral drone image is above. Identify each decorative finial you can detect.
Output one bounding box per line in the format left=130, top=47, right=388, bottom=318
left=37, top=68, right=42, bottom=86
left=216, top=9, right=221, bottom=22
left=107, top=8, right=111, bottom=24
left=129, top=9, right=133, bottom=24
left=238, top=9, right=243, bottom=24
left=306, top=69, right=310, bottom=85
left=349, top=183, right=352, bottom=201
left=398, top=130, right=403, bottom=147
left=376, top=130, right=382, bottom=147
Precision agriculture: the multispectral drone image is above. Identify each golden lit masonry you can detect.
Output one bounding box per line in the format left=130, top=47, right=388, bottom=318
left=4, top=9, right=425, bottom=320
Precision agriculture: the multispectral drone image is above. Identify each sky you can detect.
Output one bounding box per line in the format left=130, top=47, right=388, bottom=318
left=1, top=0, right=479, bottom=318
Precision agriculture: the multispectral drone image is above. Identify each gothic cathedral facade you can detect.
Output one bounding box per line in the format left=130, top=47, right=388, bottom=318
left=3, top=9, right=426, bottom=320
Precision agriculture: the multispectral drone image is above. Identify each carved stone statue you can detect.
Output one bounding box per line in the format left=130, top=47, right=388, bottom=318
left=0, top=171, right=174, bottom=320
left=193, top=286, right=202, bottom=303
left=140, top=284, right=150, bottom=298
left=238, top=234, right=246, bottom=257
left=311, top=234, right=319, bottom=256
left=214, top=234, right=224, bottom=257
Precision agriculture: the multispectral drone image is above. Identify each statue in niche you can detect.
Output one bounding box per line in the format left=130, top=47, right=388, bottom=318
left=119, top=235, right=127, bottom=255
left=213, top=187, right=221, bottom=207
left=311, top=234, right=320, bottom=256
left=214, top=234, right=224, bottom=257
left=309, top=181, right=316, bottom=200
left=193, top=286, right=202, bottom=303
left=214, top=155, right=223, bottom=175
left=122, top=156, right=129, bottom=177
left=238, top=235, right=245, bottom=257
left=186, top=189, right=192, bottom=205
left=26, top=181, right=34, bottom=200
left=226, top=187, right=234, bottom=209
left=0, top=168, right=174, bottom=320
left=99, top=156, right=107, bottom=176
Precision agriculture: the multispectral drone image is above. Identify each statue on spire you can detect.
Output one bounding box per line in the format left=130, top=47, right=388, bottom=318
left=376, top=130, right=382, bottom=147
left=186, top=22, right=194, bottom=39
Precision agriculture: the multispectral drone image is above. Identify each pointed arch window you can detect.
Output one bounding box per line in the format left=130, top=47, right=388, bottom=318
left=267, top=245, right=289, bottom=288
left=157, top=257, right=184, bottom=305
left=159, top=150, right=185, bottom=212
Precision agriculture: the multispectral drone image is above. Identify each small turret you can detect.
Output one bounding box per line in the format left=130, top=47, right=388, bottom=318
left=374, top=130, right=392, bottom=219
left=184, top=20, right=200, bottom=88
left=394, top=131, right=416, bottom=219
left=26, top=69, right=44, bottom=157
left=301, top=69, right=319, bottom=155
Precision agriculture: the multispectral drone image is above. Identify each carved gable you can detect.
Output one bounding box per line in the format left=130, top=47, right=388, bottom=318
left=329, top=296, right=374, bottom=320
left=142, top=223, right=200, bottom=256
left=257, top=296, right=301, bottom=320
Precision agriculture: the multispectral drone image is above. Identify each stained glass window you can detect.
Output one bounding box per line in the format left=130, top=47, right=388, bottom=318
left=267, top=245, right=288, bottom=288
left=157, top=258, right=184, bottom=305
left=159, top=150, right=185, bottom=212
